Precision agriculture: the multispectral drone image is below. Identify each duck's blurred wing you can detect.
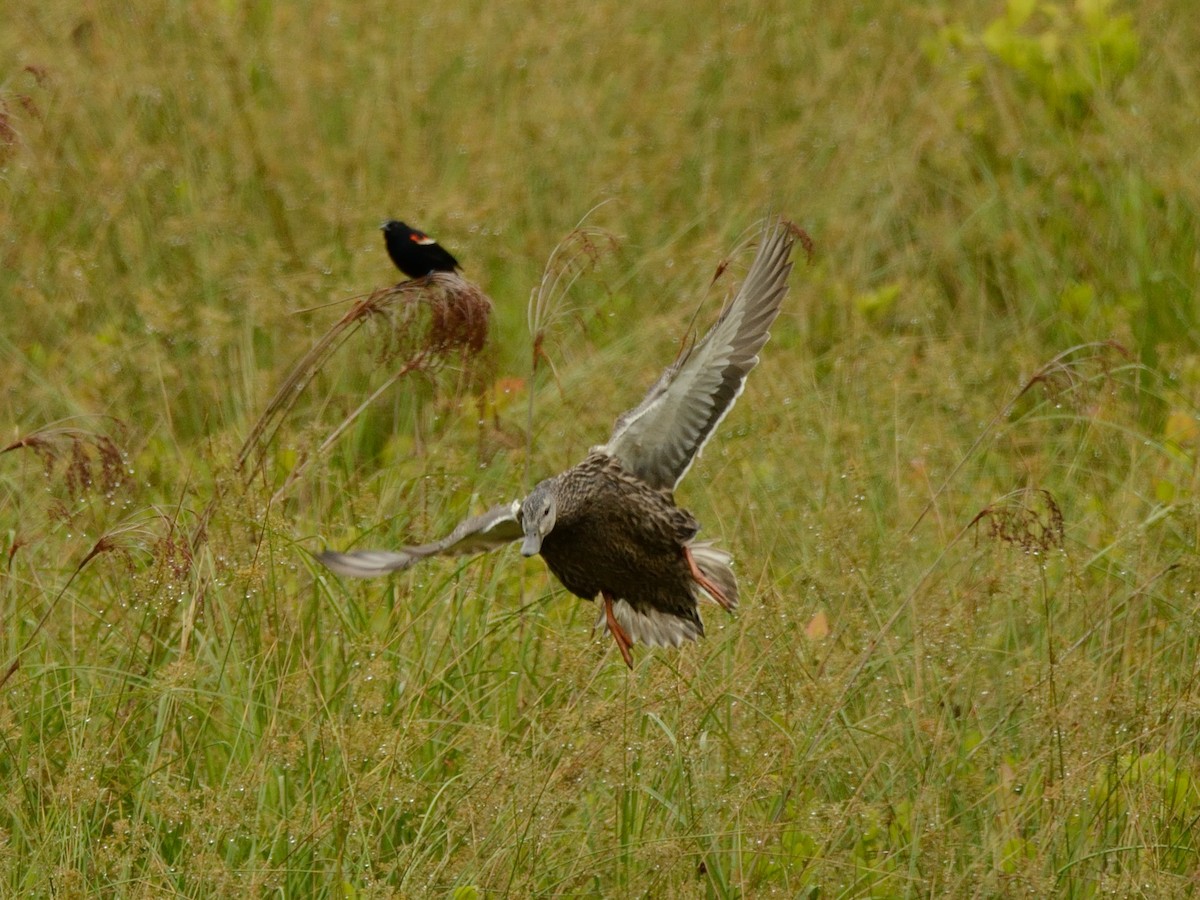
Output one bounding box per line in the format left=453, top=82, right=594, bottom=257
left=598, top=218, right=796, bottom=490
left=317, top=500, right=523, bottom=578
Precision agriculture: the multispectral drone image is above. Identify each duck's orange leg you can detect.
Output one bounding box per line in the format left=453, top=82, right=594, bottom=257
left=684, top=546, right=734, bottom=611
left=603, top=592, right=635, bottom=669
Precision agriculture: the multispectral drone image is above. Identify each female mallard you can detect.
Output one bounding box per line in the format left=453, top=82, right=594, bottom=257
left=319, top=219, right=797, bottom=667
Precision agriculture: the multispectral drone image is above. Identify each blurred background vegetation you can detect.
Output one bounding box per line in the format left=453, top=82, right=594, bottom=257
left=2, top=0, right=1199, bottom=895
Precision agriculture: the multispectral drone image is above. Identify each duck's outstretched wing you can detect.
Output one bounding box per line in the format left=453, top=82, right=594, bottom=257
left=596, top=218, right=796, bottom=491
left=317, top=500, right=522, bottom=577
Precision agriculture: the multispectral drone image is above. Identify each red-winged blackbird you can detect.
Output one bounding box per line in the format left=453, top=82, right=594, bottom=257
left=381, top=220, right=460, bottom=279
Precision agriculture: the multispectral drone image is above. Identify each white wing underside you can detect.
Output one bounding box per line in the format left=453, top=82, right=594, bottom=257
left=596, top=219, right=796, bottom=491
left=317, top=500, right=522, bottom=577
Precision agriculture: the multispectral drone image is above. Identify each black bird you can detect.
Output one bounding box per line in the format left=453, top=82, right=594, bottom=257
left=322, top=219, right=796, bottom=668
left=381, top=220, right=460, bottom=279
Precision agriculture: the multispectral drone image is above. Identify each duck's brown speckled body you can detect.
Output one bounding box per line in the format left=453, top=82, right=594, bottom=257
left=534, top=453, right=714, bottom=640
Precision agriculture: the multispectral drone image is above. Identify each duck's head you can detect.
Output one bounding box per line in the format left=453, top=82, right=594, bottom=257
left=519, top=482, right=557, bottom=557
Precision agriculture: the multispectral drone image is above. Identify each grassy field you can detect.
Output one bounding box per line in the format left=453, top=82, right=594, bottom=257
left=3, top=0, right=1200, bottom=895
